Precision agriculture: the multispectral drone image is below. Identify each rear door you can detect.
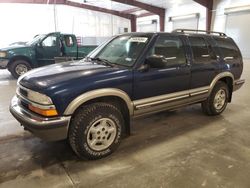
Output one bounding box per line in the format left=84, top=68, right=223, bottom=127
left=188, top=36, right=220, bottom=89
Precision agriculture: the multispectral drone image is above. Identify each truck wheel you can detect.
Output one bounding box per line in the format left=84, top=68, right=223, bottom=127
left=9, top=60, right=31, bottom=79
left=69, top=102, right=124, bottom=160
left=201, top=81, right=229, bottom=116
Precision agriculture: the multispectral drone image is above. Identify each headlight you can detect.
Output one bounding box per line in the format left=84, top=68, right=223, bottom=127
left=27, top=90, right=53, bottom=105
left=0, top=51, right=7, bottom=58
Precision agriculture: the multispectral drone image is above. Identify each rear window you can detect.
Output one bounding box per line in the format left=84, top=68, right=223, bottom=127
left=215, top=38, right=241, bottom=59
left=64, top=36, right=74, bottom=47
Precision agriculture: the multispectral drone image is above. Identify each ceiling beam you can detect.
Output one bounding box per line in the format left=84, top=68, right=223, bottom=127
left=111, top=0, right=165, bottom=15
left=122, top=7, right=141, bottom=14
left=136, top=12, right=155, bottom=18
left=0, top=0, right=137, bottom=31
left=65, top=1, right=135, bottom=20
left=111, top=0, right=166, bottom=31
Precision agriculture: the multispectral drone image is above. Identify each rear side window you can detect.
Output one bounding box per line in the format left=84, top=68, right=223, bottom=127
left=215, top=38, right=240, bottom=60
left=149, top=35, right=186, bottom=67
left=189, top=37, right=215, bottom=63
left=64, top=36, right=74, bottom=47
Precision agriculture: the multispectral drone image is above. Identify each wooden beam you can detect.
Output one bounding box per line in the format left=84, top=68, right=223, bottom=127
left=111, top=0, right=166, bottom=31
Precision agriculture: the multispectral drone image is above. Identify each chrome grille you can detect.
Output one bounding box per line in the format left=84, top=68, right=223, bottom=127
left=19, top=87, right=28, bottom=97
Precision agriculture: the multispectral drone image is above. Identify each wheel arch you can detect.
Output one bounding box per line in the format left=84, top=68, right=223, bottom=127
left=8, top=55, right=33, bottom=69
left=64, top=88, right=133, bottom=136
left=64, top=88, right=133, bottom=116
left=209, top=72, right=234, bottom=102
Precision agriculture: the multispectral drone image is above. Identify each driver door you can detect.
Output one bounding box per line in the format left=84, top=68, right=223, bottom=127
left=133, top=34, right=191, bottom=115
left=36, top=33, right=61, bottom=67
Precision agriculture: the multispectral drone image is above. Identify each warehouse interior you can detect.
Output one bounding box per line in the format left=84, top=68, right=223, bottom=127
left=0, top=0, right=250, bottom=187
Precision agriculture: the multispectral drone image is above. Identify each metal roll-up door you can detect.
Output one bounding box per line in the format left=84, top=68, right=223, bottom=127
left=137, top=19, right=157, bottom=32
left=170, top=13, right=199, bottom=30
left=225, top=6, right=250, bottom=58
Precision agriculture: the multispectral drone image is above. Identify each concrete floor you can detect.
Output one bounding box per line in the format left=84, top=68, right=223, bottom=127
left=0, top=60, right=250, bottom=188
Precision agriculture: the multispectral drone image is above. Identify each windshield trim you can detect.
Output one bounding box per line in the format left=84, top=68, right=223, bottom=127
left=27, top=34, right=46, bottom=46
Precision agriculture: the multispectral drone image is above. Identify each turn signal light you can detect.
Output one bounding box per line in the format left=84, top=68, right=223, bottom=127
left=28, top=104, right=58, bottom=117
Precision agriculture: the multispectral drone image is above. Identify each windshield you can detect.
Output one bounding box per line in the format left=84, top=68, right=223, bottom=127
left=89, top=35, right=150, bottom=67
left=26, top=34, right=46, bottom=46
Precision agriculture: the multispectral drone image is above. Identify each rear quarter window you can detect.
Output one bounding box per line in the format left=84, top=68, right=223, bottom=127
left=189, top=36, right=216, bottom=63
left=214, top=38, right=241, bottom=59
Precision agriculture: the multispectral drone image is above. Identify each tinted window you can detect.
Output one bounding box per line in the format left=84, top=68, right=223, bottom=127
left=149, top=35, right=186, bottom=67
left=64, top=36, right=74, bottom=47
left=215, top=38, right=240, bottom=60
left=189, top=37, right=215, bottom=63
left=42, top=35, right=57, bottom=47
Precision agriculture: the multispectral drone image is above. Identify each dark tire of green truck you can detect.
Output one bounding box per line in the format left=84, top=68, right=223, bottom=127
left=68, top=102, right=124, bottom=160
left=9, top=60, right=31, bottom=79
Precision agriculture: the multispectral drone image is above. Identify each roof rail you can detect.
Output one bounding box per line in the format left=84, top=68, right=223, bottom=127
left=172, top=29, right=227, bottom=37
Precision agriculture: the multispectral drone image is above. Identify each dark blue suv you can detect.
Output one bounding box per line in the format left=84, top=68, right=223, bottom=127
left=10, top=29, right=245, bottom=159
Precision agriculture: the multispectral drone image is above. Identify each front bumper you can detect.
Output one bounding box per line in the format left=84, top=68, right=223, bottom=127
left=0, top=59, right=8, bottom=69
left=233, top=79, right=245, bottom=91
left=9, top=96, right=71, bottom=141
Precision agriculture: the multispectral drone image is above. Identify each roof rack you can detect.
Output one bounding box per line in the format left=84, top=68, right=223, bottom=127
left=172, top=29, right=227, bottom=37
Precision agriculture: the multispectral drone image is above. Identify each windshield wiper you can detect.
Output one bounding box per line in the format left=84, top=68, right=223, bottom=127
left=90, top=57, right=114, bottom=67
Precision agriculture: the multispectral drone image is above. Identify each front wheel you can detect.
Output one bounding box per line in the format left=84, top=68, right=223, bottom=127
left=201, top=81, right=229, bottom=116
left=68, top=102, right=124, bottom=160
left=9, top=60, right=31, bottom=79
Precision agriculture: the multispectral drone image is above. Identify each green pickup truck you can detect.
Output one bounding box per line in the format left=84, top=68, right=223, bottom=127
left=0, top=32, right=97, bottom=78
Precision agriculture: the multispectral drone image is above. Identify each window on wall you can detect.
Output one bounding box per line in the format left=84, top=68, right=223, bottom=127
left=148, top=35, right=186, bottom=67
left=189, top=37, right=215, bottom=63
left=214, top=38, right=241, bottom=60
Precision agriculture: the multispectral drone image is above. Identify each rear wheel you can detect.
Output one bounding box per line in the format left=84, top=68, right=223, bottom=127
left=9, top=60, right=31, bottom=79
left=68, top=102, right=124, bottom=160
left=201, top=81, right=229, bottom=116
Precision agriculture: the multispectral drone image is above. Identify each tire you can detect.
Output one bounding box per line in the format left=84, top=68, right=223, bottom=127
left=201, top=81, right=229, bottom=116
left=69, top=102, right=124, bottom=160
left=9, top=60, right=31, bottom=79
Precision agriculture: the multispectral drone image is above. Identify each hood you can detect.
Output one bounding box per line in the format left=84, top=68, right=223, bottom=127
left=19, top=59, right=127, bottom=92
left=0, top=45, right=33, bottom=59
left=0, top=45, right=30, bottom=52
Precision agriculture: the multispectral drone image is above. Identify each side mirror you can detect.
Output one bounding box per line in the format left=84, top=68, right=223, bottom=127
left=145, top=55, right=166, bottom=68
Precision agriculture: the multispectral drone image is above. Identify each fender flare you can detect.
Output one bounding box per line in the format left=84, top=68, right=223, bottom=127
left=64, top=88, right=134, bottom=116
left=209, top=72, right=234, bottom=94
